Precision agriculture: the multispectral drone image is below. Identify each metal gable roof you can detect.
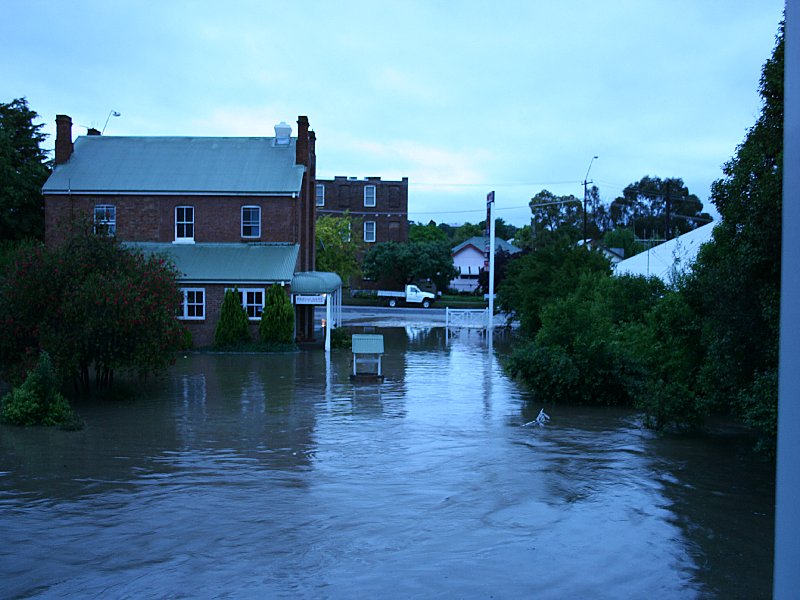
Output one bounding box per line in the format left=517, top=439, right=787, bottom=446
left=127, top=242, right=299, bottom=283
left=43, top=136, right=306, bottom=195
left=451, top=236, right=522, bottom=255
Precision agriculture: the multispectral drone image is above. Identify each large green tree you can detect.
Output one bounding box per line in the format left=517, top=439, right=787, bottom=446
left=0, top=98, right=50, bottom=241
left=363, top=240, right=457, bottom=292
left=316, top=214, right=363, bottom=285
left=688, top=24, right=784, bottom=444
left=608, top=176, right=711, bottom=241
left=409, top=220, right=448, bottom=243
left=0, top=227, right=186, bottom=391
left=497, top=240, right=611, bottom=335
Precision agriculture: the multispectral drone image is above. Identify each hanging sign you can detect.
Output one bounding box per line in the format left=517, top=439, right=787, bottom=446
left=294, top=294, right=326, bottom=305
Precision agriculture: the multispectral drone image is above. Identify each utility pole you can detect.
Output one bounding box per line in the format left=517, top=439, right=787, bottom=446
left=664, top=179, right=672, bottom=240
left=583, top=156, right=598, bottom=245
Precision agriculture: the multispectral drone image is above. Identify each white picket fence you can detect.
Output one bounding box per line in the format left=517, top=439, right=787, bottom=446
left=445, top=307, right=489, bottom=329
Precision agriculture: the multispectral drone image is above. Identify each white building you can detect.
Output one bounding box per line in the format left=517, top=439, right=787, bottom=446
left=450, top=236, right=521, bottom=293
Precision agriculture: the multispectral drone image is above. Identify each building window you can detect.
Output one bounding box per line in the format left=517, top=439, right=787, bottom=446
left=230, top=288, right=264, bottom=320
left=364, top=221, right=376, bottom=242
left=345, top=221, right=351, bottom=242
left=388, top=220, right=400, bottom=241
left=241, top=206, right=261, bottom=238
left=179, top=288, right=205, bottom=320
left=93, top=204, right=116, bottom=236
left=316, top=184, right=325, bottom=207
left=175, top=206, right=194, bottom=242
left=364, top=185, right=376, bottom=207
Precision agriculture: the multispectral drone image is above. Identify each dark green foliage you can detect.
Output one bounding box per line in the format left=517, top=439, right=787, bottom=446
left=602, top=228, right=644, bottom=259
left=330, top=326, right=352, bottom=350
left=214, top=289, right=250, bottom=348
left=409, top=220, right=449, bottom=243
left=1, top=351, right=76, bottom=427
left=0, top=226, right=186, bottom=392
left=687, top=25, right=783, bottom=440
left=363, top=240, right=457, bottom=292
left=260, top=285, right=294, bottom=344
left=609, top=176, right=712, bottom=240
left=497, top=241, right=611, bottom=335
left=501, top=23, right=783, bottom=448
left=0, top=98, right=50, bottom=242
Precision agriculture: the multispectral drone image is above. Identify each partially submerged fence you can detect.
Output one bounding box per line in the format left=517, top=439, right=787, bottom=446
left=445, top=307, right=489, bottom=330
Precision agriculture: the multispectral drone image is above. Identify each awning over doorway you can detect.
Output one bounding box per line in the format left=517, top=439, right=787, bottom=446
left=291, top=271, right=343, bottom=352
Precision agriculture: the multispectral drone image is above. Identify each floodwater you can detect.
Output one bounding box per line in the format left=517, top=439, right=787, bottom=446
left=0, top=327, right=774, bottom=599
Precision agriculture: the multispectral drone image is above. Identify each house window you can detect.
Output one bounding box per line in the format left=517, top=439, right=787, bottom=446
left=241, top=206, right=261, bottom=238
left=93, top=204, right=116, bottom=235
left=364, top=221, right=376, bottom=243
left=364, top=185, right=376, bottom=207
left=232, top=288, right=265, bottom=320
left=175, top=206, right=194, bottom=242
left=179, top=288, right=205, bottom=320
left=316, top=184, right=325, bottom=207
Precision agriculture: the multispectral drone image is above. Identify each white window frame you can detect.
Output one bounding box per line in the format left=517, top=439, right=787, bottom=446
left=93, top=204, right=116, bottom=236
left=364, top=221, right=376, bottom=243
left=345, top=221, right=352, bottom=242
left=227, top=287, right=265, bottom=320
left=315, top=184, right=325, bottom=207
left=175, top=205, right=195, bottom=242
left=364, top=185, right=376, bottom=207
left=241, top=205, right=261, bottom=238
left=179, top=288, right=205, bottom=320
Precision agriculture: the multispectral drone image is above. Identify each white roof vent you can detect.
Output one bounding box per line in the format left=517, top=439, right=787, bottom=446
left=274, top=121, right=292, bottom=145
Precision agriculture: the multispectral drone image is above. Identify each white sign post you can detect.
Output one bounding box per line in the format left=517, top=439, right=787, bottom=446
left=487, top=191, right=495, bottom=331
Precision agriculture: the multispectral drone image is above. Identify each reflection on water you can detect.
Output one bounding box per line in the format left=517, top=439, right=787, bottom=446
left=0, top=327, right=773, bottom=599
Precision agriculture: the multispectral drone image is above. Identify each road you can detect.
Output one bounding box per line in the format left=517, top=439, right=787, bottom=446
left=314, top=305, right=511, bottom=328
left=315, top=305, right=448, bottom=327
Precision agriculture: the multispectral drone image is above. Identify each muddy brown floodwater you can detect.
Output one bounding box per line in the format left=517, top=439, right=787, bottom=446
left=0, top=327, right=774, bottom=599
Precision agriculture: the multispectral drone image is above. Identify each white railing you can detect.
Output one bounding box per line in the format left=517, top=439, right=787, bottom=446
left=445, top=307, right=489, bottom=329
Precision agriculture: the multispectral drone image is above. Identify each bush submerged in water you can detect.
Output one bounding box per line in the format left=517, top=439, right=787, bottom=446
left=1, top=351, right=78, bottom=427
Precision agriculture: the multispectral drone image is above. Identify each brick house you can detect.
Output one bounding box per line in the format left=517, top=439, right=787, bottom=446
left=43, top=115, right=341, bottom=346
left=315, top=176, right=408, bottom=244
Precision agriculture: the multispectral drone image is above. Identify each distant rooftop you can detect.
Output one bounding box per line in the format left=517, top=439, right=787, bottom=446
left=452, top=236, right=522, bottom=255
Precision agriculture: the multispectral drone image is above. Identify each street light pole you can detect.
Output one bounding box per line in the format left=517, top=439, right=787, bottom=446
left=583, top=156, right=598, bottom=245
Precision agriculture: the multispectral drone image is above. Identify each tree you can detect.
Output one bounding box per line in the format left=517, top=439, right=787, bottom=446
left=0, top=226, right=187, bottom=391
left=409, top=220, right=448, bottom=243
left=603, top=228, right=644, bottom=259
left=0, top=98, right=50, bottom=242
left=363, top=241, right=457, bottom=292
left=687, top=24, right=784, bottom=447
left=497, top=240, right=611, bottom=335
left=316, top=214, right=363, bottom=285
left=526, top=189, right=585, bottom=248
left=260, top=284, right=294, bottom=344
left=1, top=351, right=75, bottom=427
left=214, top=289, right=250, bottom=348
left=609, top=176, right=711, bottom=241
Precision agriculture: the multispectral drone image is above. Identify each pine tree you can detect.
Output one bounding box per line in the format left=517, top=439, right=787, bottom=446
left=259, top=285, right=294, bottom=344
left=214, top=289, right=250, bottom=347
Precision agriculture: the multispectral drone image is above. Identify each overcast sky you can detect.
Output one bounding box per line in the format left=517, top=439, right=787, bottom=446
left=3, top=1, right=785, bottom=226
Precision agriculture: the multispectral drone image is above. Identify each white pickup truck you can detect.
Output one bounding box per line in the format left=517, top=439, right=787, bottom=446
left=377, top=284, right=436, bottom=308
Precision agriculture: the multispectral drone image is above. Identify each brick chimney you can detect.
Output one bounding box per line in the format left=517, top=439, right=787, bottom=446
left=55, top=114, right=74, bottom=165
left=296, top=115, right=309, bottom=166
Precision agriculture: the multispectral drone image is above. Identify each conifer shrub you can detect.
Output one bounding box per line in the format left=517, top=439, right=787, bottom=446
left=259, top=285, right=294, bottom=344
left=1, top=351, right=77, bottom=427
left=214, top=289, right=250, bottom=348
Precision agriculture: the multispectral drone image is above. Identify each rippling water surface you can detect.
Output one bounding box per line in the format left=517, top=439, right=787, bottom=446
left=0, top=327, right=774, bottom=598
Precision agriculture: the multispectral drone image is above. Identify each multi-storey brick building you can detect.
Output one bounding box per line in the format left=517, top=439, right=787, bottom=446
left=315, top=176, right=408, bottom=244
left=43, top=115, right=341, bottom=346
